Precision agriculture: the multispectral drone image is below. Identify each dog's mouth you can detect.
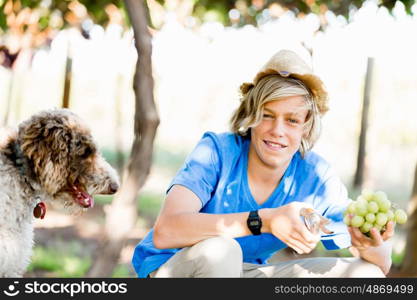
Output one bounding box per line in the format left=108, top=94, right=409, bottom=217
left=69, top=184, right=94, bottom=208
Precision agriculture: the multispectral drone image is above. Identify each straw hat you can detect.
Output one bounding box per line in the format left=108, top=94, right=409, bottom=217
left=242, top=49, right=329, bottom=115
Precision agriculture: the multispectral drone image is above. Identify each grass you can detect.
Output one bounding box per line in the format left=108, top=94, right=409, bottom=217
left=312, top=241, right=353, bottom=258
left=27, top=244, right=91, bottom=277
left=112, top=264, right=133, bottom=278
left=28, top=245, right=137, bottom=277
left=392, top=249, right=405, bottom=266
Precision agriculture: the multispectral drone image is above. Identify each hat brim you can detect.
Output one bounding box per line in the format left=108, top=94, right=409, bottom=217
left=253, top=69, right=329, bottom=115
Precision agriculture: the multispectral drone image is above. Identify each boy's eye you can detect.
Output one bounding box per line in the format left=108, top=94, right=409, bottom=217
left=263, top=114, right=274, bottom=119
left=288, top=118, right=300, bottom=124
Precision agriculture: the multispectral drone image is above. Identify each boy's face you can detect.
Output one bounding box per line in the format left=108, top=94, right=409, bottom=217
left=249, top=96, right=308, bottom=172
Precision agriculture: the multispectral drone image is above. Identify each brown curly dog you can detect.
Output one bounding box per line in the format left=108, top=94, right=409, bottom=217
left=0, top=109, right=120, bottom=277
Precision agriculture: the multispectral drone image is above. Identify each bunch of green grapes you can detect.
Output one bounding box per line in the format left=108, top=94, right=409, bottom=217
left=343, top=190, right=408, bottom=235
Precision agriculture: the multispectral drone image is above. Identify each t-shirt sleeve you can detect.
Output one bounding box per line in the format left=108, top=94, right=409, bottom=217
left=166, top=133, right=221, bottom=207
left=313, top=174, right=352, bottom=250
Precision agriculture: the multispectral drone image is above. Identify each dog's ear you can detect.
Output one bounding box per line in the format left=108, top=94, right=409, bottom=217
left=70, top=132, right=96, bottom=160
left=19, top=116, right=71, bottom=195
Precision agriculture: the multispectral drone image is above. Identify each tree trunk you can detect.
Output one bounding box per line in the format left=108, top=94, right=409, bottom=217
left=353, top=57, right=374, bottom=190
left=400, top=162, right=417, bottom=275
left=62, top=54, right=72, bottom=108
left=87, top=0, right=159, bottom=277
left=114, top=73, right=126, bottom=174
left=0, top=47, right=19, bottom=126
left=2, top=69, right=15, bottom=126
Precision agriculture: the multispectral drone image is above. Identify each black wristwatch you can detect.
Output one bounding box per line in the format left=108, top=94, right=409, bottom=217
left=247, top=210, right=262, bottom=235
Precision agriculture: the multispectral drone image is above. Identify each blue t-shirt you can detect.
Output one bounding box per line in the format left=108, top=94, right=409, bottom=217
left=132, top=131, right=352, bottom=278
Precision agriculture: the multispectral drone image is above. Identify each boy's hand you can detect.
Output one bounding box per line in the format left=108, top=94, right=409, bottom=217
left=348, top=221, right=394, bottom=275
left=348, top=221, right=395, bottom=251
left=266, top=202, right=321, bottom=255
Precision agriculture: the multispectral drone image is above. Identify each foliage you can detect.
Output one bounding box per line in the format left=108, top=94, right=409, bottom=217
left=159, top=0, right=416, bottom=27
left=94, top=191, right=163, bottom=219
left=102, top=146, right=186, bottom=175
left=0, top=0, right=128, bottom=57
left=0, top=0, right=415, bottom=60
left=136, top=192, right=164, bottom=219
left=1, top=0, right=415, bottom=34
left=0, top=0, right=126, bottom=30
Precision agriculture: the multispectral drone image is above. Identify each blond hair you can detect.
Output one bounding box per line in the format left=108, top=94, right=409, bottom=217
left=230, top=75, right=321, bottom=157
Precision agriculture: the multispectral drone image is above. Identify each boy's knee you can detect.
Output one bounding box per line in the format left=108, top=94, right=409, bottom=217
left=345, top=259, right=385, bottom=278
left=192, top=236, right=242, bottom=262
left=189, top=236, right=243, bottom=277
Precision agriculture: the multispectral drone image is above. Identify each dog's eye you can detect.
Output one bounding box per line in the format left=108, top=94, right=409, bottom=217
left=80, top=147, right=93, bottom=159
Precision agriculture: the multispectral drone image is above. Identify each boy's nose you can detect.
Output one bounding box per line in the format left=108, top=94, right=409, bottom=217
left=270, top=119, right=285, bottom=137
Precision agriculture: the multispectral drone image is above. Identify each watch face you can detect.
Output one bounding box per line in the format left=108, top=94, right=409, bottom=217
left=249, top=220, right=260, bottom=226
left=247, top=210, right=262, bottom=235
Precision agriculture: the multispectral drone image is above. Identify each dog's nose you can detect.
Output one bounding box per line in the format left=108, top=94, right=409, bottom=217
left=109, top=182, right=119, bottom=194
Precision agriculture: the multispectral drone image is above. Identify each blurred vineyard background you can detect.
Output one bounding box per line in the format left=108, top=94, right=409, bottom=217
left=1, top=0, right=417, bottom=277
